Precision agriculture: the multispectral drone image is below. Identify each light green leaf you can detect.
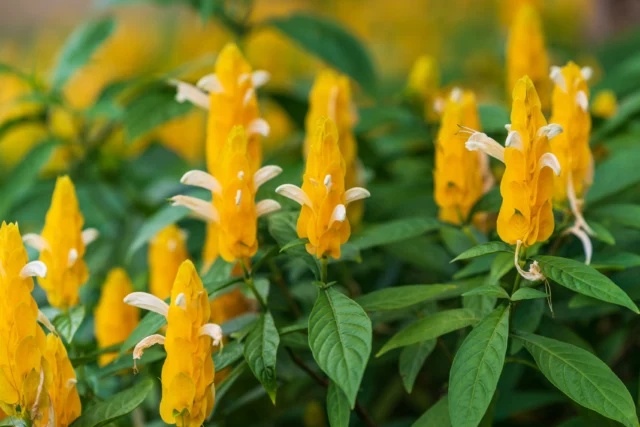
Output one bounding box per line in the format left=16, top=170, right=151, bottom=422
left=532, top=255, right=639, bottom=313
left=308, top=287, right=372, bottom=408
left=587, top=144, right=640, bottom=204
left=98, top=347, right=165, bottom=378
left=514, top=332, right=639, bottom=427
left=349, top=217, right=440, bottom=251
left=449, top=305, right=510, bottom=427
left=453, top=256, right=494, bottom=279
left=71, top=377, right=153, bottom=427
left=589, top=221, right=615, bottom=245
left=590, top=251, right=640, bottom=271
left=213, top=340, right=244, bottom=372
left=269, top=14, right=377, bottom=96
left=478, top=104, right=509, bottom=135
left=244, top=312, right=280, bottom=404
left=327, top=380, right=351, bottom=427
left=463, top=294, right=497, bottom=319
left=52, top=17, right=116, bottom=89
left=279, top=237, right=309, bottom=253
left=377, top=309, right=480, bottom=356
left=355, top=284, right=457, bottom=312
left=53, top=305, right=85, bottom=344
left=440, top=226, right=475, bottom=255
left=268, top=211, right=321, bottom=278
left=119, top=312, right=166, bottom=356
left=413, top=395, right=451, bottom=427
left=511, top=288, right=549, bottom=301
left=462, top=285, right=510, bottom=299
left=487, top=253, right=514, bottom=284
left=452, top=242, right=513, bottom=263
left=399, top=339, right=436, bottom=394
left=590, top=204, right=640, bottom=230
left=0, top=417, right=27, bottom=427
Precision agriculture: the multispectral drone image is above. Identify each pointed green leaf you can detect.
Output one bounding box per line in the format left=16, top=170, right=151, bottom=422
left=452, top=242, right=514, bottom=263
left=413, top=395, right=451, bottom=427
left=510, top=299, right=544, bottom=355
left=399, top=339, right=436, bottom=393
left=213, top=340, right=244, bottom=372
left=377, top=309, right=480, bottom=356
left=449, top=305, right=510, bottom=427
left=268, top=211, right=321, bottom=279
left=356, top=284, right=457, bottom=312
left=308, top=287, right=372, bottom=408
left=327, top=380, right=351, bottom=427
left=53, top=305, right=85, bottom=344
left=279, top=237, right=309, bottom=253
left=511, top=287, right=549, bottom=301
left=469, top=186, right=502, bottom=217
left=462, top=285, right=510, bottom=299
left=532, top=255, right=639, bottom=313
left=589, top=221, right=615, bottom=245
left=244, top=312, right=280, bottom=404
left=590, top=204, right=640, bottom=230
left=513, top=332, right=639, bottom=427
left=349, top=217, right=440, bottom=250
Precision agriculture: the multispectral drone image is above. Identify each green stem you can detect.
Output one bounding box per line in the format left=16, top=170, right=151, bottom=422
left=239, top=258, right=267, bottom=310
left=320, top=256, right=329, bottom=285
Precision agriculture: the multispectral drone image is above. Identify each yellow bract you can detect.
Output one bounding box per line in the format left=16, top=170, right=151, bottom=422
left=149, top=225, right=189, bottom=300
left=592, top=90, right=618, bottom=119
left=434, top=89, right=485, bottom=224
left=406, top=55, right=440, bottom=121
left=41, top=334, right=82, bottom=426
left=94, top=268, right=139, bottom=366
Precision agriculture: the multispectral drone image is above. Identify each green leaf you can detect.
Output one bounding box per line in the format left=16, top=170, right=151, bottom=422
left=52, top=17, right=116, bottom=89
left=478, top=104, right=510, bottom=135
left=213, top=340, right=244, bottom=372
left=413, top=395, right=451, bottom=427
left=0, top=140, right=56, bottom=219
left=587, top=144, right=640, bottom=204
left=399, top=339, right=436, bottom=394
left=308, top=287, right=372, bottom=408
left=377, top=309, right=480, bottom=356
left=268, top=13, right=377, bottom=96
left=589, top=221, right=615, bottom=245
left=53, top=305, right=85, bottom=344
left=327, top=380, right=351, bottom=427
left=0, top=417, right=27, bottom=427
left=532, top=255, right=639, bottom=313
left=355, top=284, right=457, bottom=312
left=469, top=187, right=502, bottom=217
left=279, top=237, right=309, bottom=253
left=120, top=312, right=166, bottom=356
left=70, top=377, right=154, bottom=427
left=510, top=299, right=544, bottom=355
left=590, top=204, right=640, bottom=230
left=244, top=312, right=280, bottom=404
left=462, top=285, right=510, bottom=299
left=268, top=211, right=321, bottom=278
left=98, top=347, right=166, bottom=378
left=127, top=203, right=193, bottom=260
left=463, top=294, right=497, bottom=319
left=440, top=226, right=475, bottom=255
left=350, top=217, right=439, bottom=251
left=452, top=242, right=513, bottom=263
left=448, top=305, right=510, bottom=427
left=513, top=332, right=639, bottom=427
left=511, top=288, right=549, bottom=301
left=591, top=252, right=640, bottom=271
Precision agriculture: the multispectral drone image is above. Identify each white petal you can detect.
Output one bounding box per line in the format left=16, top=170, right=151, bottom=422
left=449, top=87, right=462, bottom=103
left=67, top=249, right=78, bottom=268
left=505, top=130, right=524, bottom=151
left=538, top=124, right=563, bottom=140
left=22, top=234, right=50, bottom=252
left=175, top=293, right=186, bottom=309
left=581, top=66, right=593, bottom=81
left=329, top=204, right=347, bottom=228
left=252, top=70, right=271, bottom=88
left=576, top=91, right=589, bottom=112
left=504, top=124, right=511, bottom=132
left=238, top=73, right=250, bottom=86
left=171, top=79, right=210, bottom=110
left=133, top=334, right=166, bottom=369
left=256, top=200, right=281, bottom=217
left=199, top=323, right=223, bottom=347
left=324, top=174, right=332, bottom=191
left=171, top=195, right=219, bottom=223
left=82, top=228, right=99, bottom=246
left=180, top=170, right=222, bottom=195
left=243, top=88, right=255, bottom=107
left=550, top=66, right=567, bottom=92
left=465, top=132, right=505, bottom=163
left=247, top=118, right=270, bottom=137
left=20, top=261, right=47, bottom=279
left=196, top=74, right=224, bottom=93
left=570, top=226, right=593, bottom=265
left=514, top=241, right=546, bottom=282
left=253, top=165, right=282, bottom=189
left=37, top=310, right=56, bottom=333
left=538, top=152, right=561, bottom=176
left=124, top=292, right=169, bottom=318
left=345, top=187, right=371, bottom=205
left=275, top=184, right=313, bottom=209
left=235, top=189, right=242, bottom=206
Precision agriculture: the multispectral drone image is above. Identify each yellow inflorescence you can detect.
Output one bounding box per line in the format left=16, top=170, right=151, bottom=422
left=41, top=334, right=82, bottom=426
left=149, top=225, right=189, bottom=300
left=591, top=89, right=617, bottom=119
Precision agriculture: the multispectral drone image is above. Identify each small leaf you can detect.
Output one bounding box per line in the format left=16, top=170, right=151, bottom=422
left=349, top=217, right=440, bottom=251
left=511, top=288, right=549, bottom=301
left=356, top=284, right=457, bottom=312
left=308, top=287, right=372, bottom=408
left=377, top=309, right=480, bottom=356
left=399, top=339, right=436, bottom=394
left=440, top=226, right=475, bottom=255
left=413, top=395, right=451, bottom=427
left=119, top=312, right=166, bottom=356
left=469, top=187, right=502, bottom=217
left=52, top=17, right=116, bottom=89
left=462, top=285, right=510, bottom=299
left=532, top=255, right=639, bottom=313
left=268, top=13, right=377, bottom=95
left=279, top=237, right=309, bottom=253
left=449, top=305, right=510, bottom=427
left=71, top=377, right=154, bottom=427
left=513, top=332, right=639, bottom=427
left=588, top=221, right=615, bottom=245
left=98, top=347, right=165, bottom=378
left=213, top=340, right=244, bottom=372
left=0, top=417, right=27, bottom=427
left=53, top=305, right=85, bottom=344
left=452, top=242, right=514, bottom=263
left=244, top=312, right=280, bottom=404
left=268, top=211, right=321, bottom=279
left=327, top=381, right=351, bottom=427
left=587, top=144, right=640, bottom=204
left=590, top=204, right=640, bottom=230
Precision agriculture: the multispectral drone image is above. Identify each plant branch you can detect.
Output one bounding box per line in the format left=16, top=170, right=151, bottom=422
left=240, top=258, right=267, bottom=310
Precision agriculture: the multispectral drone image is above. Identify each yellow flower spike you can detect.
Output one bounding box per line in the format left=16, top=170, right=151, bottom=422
left=464, top=76, right=562, bottom=280
left=406, top=55, right=441, bottom=121
left=506, top=4, right=550, bottom=110
left=277, top=117, right=371, bottom=259
left=41, top=334, right=82, bottom=426
left=592, top=89, right=618, bottom=119
left=94, top=268, right=140, bottom=367
left=23, top=176, right=97, bottom=309
left=0, top=222, right=53, bottom=421
left=124, top=260, right=223, bottom=427
left=434, top=88, right=486, bottom=225
left=149, top=225, right=189, bottom=300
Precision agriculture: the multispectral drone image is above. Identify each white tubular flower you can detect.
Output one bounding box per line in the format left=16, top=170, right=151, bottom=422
left=537, top=124, right=563, bottom=140
left=465, top=132, right=505, bottom=163
left=132, top=334, right=166, bottom=372
left=124, top=292, right=170, bottom=318
left=180, top=170, right=222, bottom=195
left=256, top=200, right=282, bottom=217
left=538, top=152, right=562, bottom=176
left=514, top=240, right=546, bottom=282
left=550, top=66, right=567, bottom=92
left=199, top=323, right=224, bottom=348
left=171, top=80, right=210, bottom=110
left=345, top=187, right=371, bottom=205
left=253, top=165, right=282, bottom=190
left=171, top=195, right=219, bottom=223
left=275, top=184, right=314, bottom=209
left=82, top=228, right=100, bottom=246
left=247, top=118, right=270, bottom=137
left=196, top=74, right=225, bottom=93
left=329, top=204, right=347, bottom=228
left=20, top=261, right=47, bottom=279
left=22, top=233, right=51, bottom=252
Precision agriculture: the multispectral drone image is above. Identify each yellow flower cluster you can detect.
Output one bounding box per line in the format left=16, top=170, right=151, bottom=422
left=406, top=55, right=441, bottom=121
left=149, top=225, right=189, bottom=300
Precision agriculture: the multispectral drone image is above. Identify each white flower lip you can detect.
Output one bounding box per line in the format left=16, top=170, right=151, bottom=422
left=505, top=130, right=524, bottom=151
left=550, top=66, right=567, bottom=92
left=22, top=233, right=50, bottom=252
left=254, top=165, right=282, bottom=190
left=449, top=87, right=463, bottom=103
left=538, top=152, right=562, bottom=176
left=345, top=187, right=371, bottom=205
left=67, top=248, right=78, bottom=268
left=124, top=292, right=170, bottom=318
left=20, top=261, right=47, bottom=279
left=37, top=310, right=56, bottom=333
left=243, top=88, right=255, bottom=107
left=175, top=293, right=186, bottom=309
left=581, top=66, right=593, bottom=81
left=133, top=334, right=166, bottom=371
left=275, top=184, right=314, bottom=209
left=329, top=204, right=347, bottom=228
left=465, top=132, right=505, bottom=163
left=171, top=79, right=210, bottom=110
left=576, top=91, right=589, bottom=112
left=247, top=118, right=270, bottom=137
left=197, top=73, right=225, bottom=94
left=538, top=124, right=563, bottom=140
left=82, top=228, right=99, bottom=246
left=171, top=195, right=219, bottom=223
left=199, top=323, right=224, bottom=348
left=252, top=70, right=270, bottom=88
left=256, top=200, right=281, bottom=217
left=180, top=170, right=222, bottom=195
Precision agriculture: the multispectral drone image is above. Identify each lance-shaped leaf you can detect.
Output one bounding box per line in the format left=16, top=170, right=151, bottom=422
left=244, top=312, right=280, bottom=404
left=452, top=242, right=514, bottom=263
left=327, top=381, right=351, bottom=427
left=399, top=339, right=436, bottom=393
left=356, top=284, right=457, bottom=312
left=349, top=217, right=440, bottom=250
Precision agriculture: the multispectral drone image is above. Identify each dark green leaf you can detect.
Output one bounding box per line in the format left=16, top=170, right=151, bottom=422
left=213, top=340, right=244, bottom=372
left=511, top=299, right=544, bottom=355
left=279, top=237, right=309, bottom=253
left=327, top=380, right=351, bottom=427
left=452, top=242, right=513, bottom=263
left=244, top=312, right=280, bottom=404
left=440, top=226, right=475, bottom=255
left=511, top=288, right=549, bottom=301
left=119, top=313, right=166, bottom=356
left=268, top=211, right=321, bottom=278
left=587, top=144, right=640, bottom=204
left=399, top=339, right=436, bottom=393
left=350, top=217, right=440, bottom=251
left=53, top=305, right=85, bottom=344
left=356, top=284, right=457, bottom=312
left=590, top=204, right=640, bottom=230
left=469, top=187, right=502, bottom=217
left=413, top=395, right=451, bottom=427
left=589, top=221, right=615, bottom=245
left=462, top=285, right=510, bottom=299
left=98, top=347, right=166, bottom=378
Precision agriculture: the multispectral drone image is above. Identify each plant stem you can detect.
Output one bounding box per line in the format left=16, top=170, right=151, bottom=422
left=320, top=256, right=329, bottom=284
left=239, top=258, right=267, bottom=310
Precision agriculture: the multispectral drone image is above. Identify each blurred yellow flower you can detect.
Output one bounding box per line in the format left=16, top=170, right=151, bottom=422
left=592, top=90, right=618, bottom=119
left=406, top=55, right=441, bottom=121
left=149, top=225, right=189, bottom=300
left=94, top=268, right=140, bottom=366
left=277, top=118, right=370, bottom=259
left=124, top=260, right=223, bottom=426
left=152, top=110, right=206, bottom=164
left=23, top=176, right=98, bottom=309
left=261, top=99, right=295, bottom=152
left=41, top=334, right=82, bottom=426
